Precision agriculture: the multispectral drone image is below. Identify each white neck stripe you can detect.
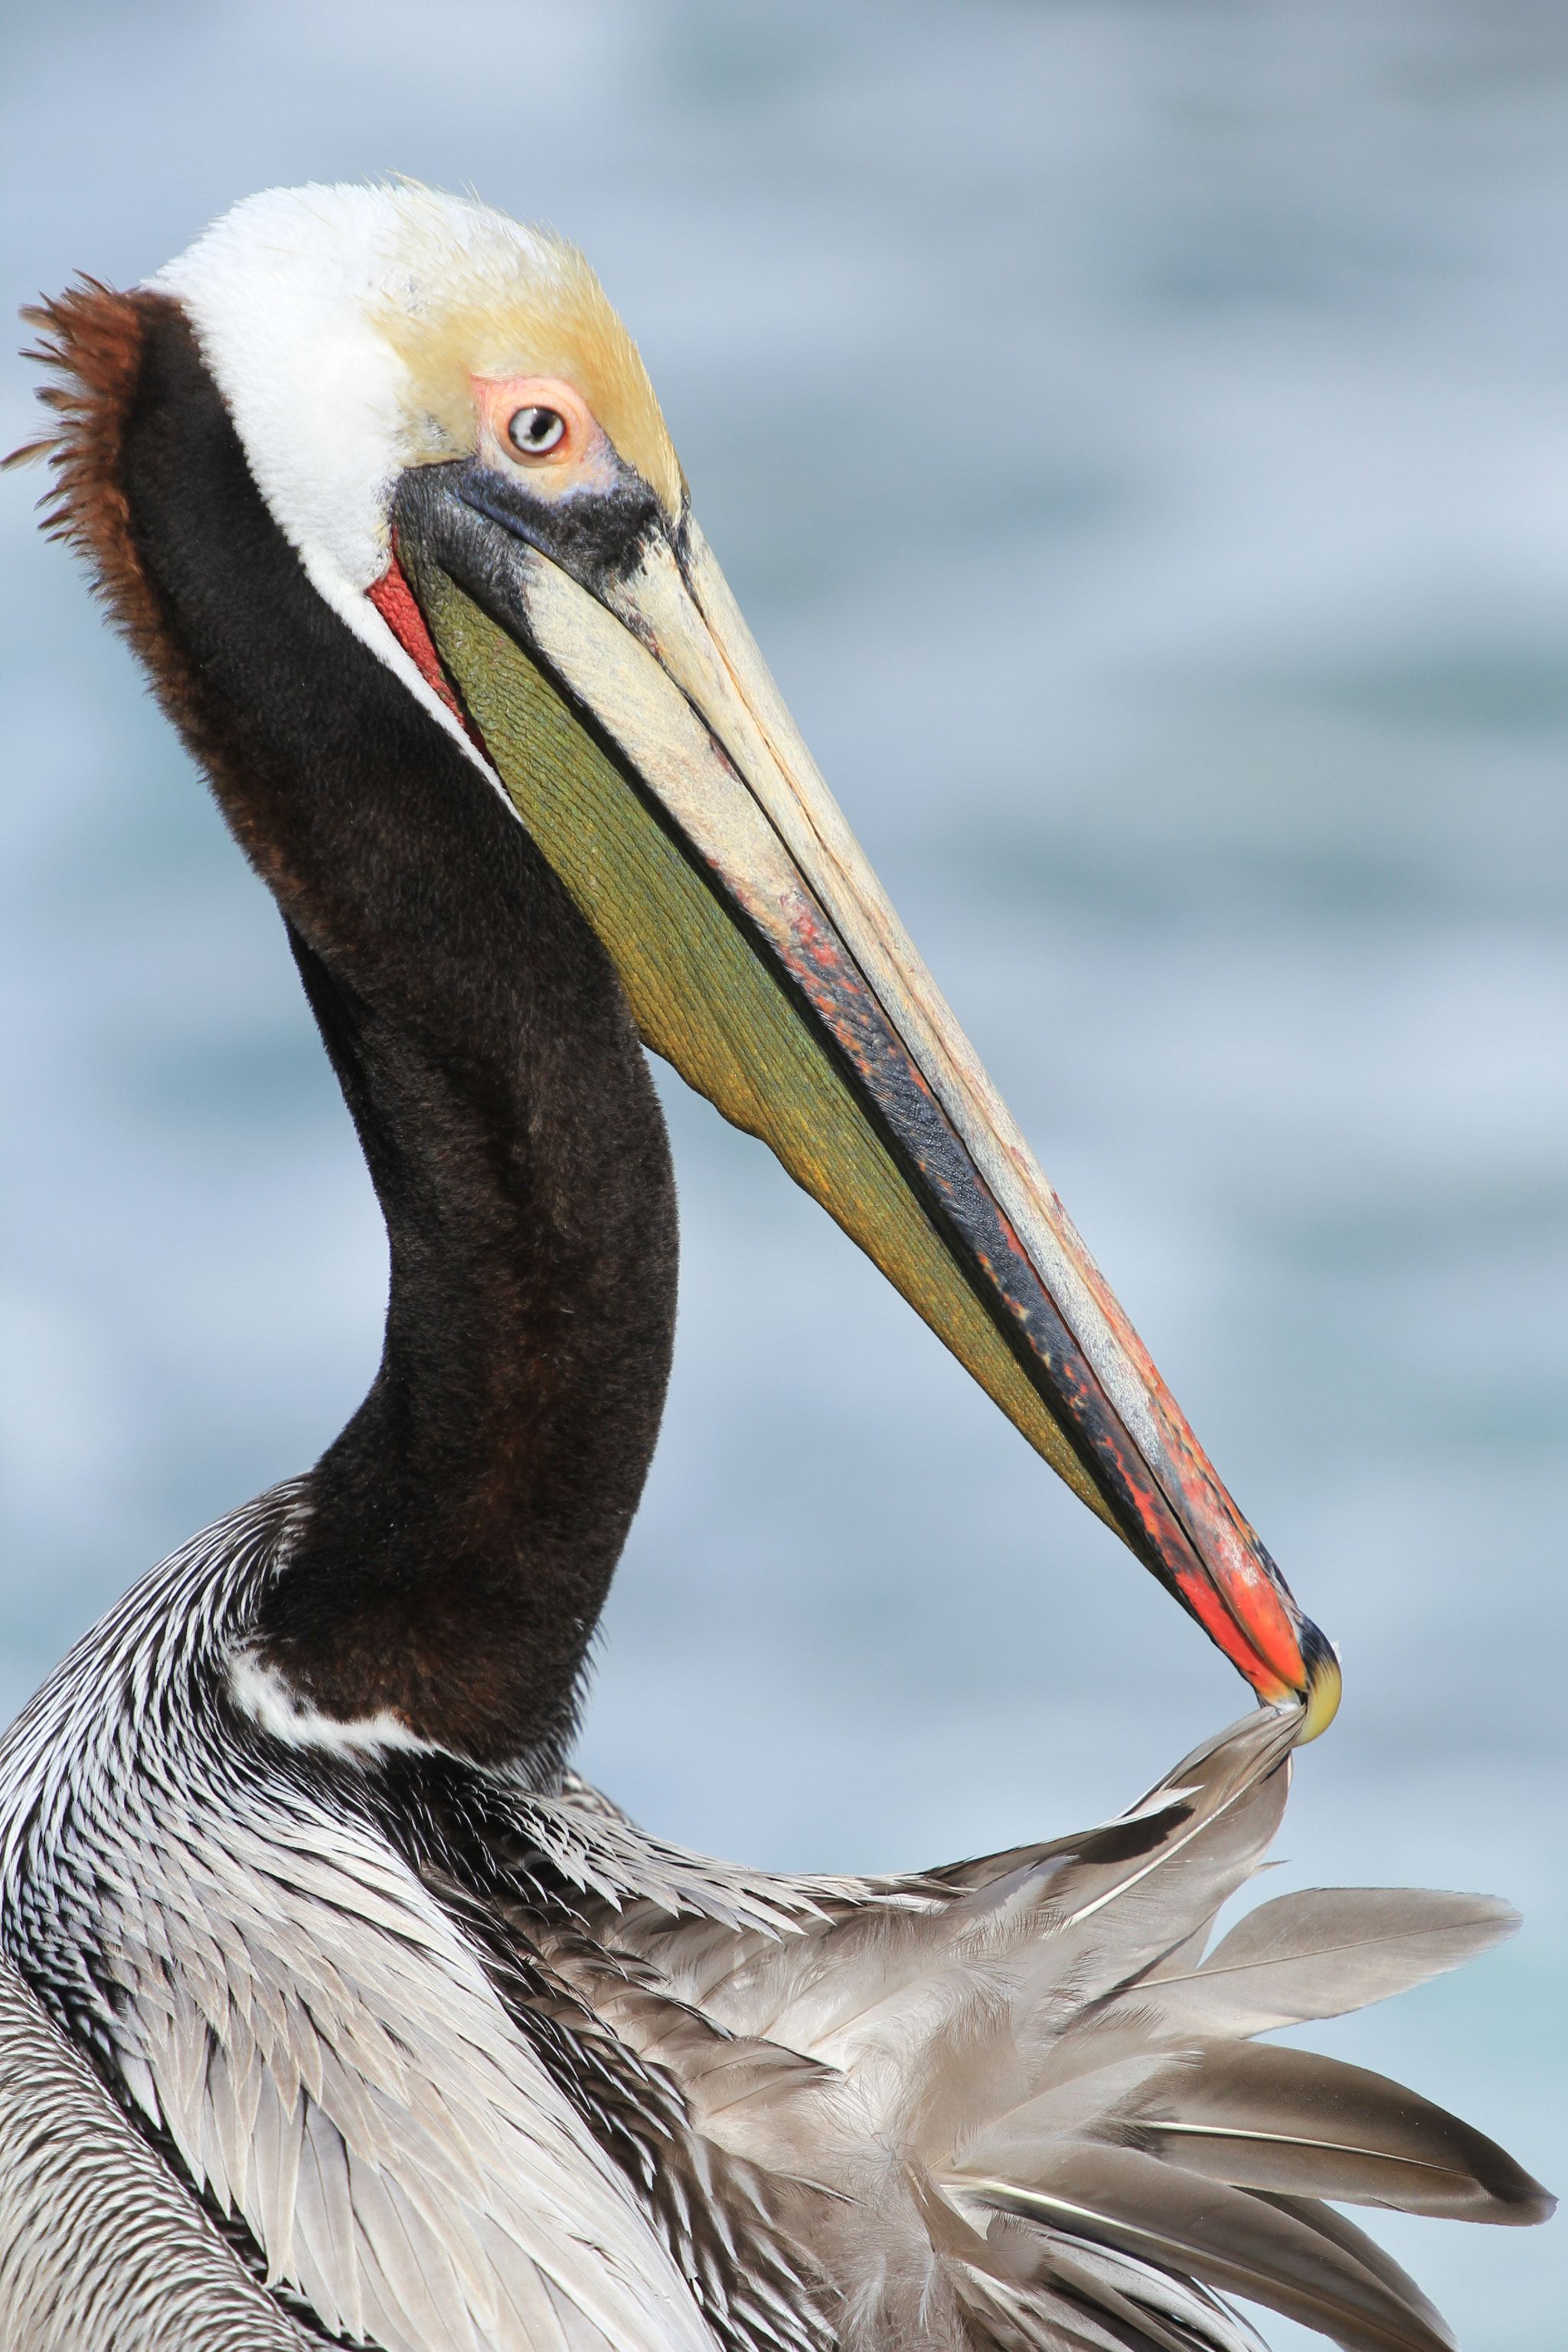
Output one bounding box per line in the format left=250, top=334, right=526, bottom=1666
left=228, top=1650, right=449, bottom=1760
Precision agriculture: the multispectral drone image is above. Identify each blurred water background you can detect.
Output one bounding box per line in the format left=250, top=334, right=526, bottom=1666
left=2, top=4, right=1563, bottom=2343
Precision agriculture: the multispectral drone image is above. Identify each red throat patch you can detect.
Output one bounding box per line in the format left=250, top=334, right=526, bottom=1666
left=368, top=554, right=477, bottom=738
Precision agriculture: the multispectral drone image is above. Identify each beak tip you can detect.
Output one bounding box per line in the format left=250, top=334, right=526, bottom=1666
left=1292, top=1619, right=1343, bottom=1743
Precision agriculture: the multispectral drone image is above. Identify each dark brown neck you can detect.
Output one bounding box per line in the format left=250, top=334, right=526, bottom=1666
left=44, top=288, right=678, bottom=1770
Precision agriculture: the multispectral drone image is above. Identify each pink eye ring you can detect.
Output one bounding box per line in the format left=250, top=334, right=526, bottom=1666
left=507, top=405, right=566, bottom=457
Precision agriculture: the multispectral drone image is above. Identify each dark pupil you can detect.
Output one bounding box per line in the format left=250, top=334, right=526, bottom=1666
left=510, top=407, right=561, bottom=452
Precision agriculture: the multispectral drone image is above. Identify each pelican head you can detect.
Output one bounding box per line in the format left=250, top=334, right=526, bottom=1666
left=43, top=183, right=1339, bottom=1737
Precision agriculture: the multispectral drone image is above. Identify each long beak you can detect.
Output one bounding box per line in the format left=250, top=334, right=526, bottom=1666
left=390, top=469, right=1341, bottom=1741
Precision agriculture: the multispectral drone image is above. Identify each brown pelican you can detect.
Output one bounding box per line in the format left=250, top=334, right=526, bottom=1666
left=0, top=185, right=1550, bottom=2352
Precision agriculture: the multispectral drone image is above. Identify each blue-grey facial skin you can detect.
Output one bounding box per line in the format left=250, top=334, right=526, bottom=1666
left=1, top=8, right=1562, bottom=2346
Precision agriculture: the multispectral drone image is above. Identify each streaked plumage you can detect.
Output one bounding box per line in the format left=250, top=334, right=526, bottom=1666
left=0, top=186, right=1550, bottom=2350
left=2, top=1486, right=1545, bottom=2352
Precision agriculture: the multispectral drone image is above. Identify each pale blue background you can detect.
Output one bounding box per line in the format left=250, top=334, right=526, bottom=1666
left=2, top=5, right=1563, bottom=2345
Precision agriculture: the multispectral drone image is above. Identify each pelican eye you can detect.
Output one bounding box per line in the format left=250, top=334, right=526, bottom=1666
left=508, top=405, right=566, bottom=458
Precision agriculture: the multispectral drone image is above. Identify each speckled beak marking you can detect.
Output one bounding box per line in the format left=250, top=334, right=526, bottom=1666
left=390, top=466, right=1340, bottom=1741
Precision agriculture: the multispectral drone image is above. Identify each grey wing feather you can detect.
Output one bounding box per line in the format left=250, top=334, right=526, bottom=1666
left=1125, top=2041, right=1554, bottom=2220
left=1138, top=1887, right=1521, bottom=2035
